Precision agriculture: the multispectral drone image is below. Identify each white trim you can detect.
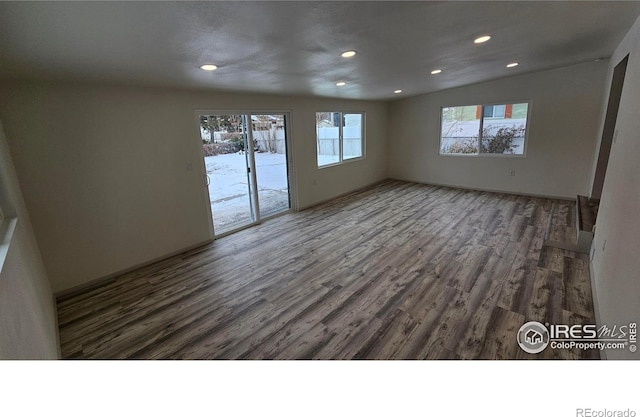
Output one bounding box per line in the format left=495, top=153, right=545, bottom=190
left=297, top=179, right=388, bottom=211
left=245, top=114, right=260, bottom=225
left=317, top=155, right=366, bottom=169
left=0, top=120, right=19, bottom=274
left=388, top=177, right=576, bottom=201
left=193, top=111, right=216, bottom=239
left=0, top=217, right=17, bottom=274
left=55, top=238, right=214, bottom=299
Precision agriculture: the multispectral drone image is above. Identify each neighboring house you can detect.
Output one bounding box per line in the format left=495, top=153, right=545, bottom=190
left=442, top=103, right=529, bottom=122
left=440, top=102, right=529, bottom=154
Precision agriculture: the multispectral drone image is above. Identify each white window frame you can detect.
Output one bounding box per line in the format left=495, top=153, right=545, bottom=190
left=0, top=123, right=19, bottom=273
left=439, top=100, right=532, bottom=158
left=483, top=104, right=506, bottom=119
left=316, top=111, right=365, bottom=168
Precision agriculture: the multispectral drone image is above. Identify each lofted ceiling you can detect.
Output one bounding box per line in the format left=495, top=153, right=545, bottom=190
left=1, top=1, right=640, bottom=100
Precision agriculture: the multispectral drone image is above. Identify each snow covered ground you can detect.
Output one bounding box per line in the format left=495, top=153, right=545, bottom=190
left=205, top=152, right=289, bottom=233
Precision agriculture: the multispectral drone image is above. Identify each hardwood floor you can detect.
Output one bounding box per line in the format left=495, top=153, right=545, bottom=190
left=57, top=180, right=598, bottom=359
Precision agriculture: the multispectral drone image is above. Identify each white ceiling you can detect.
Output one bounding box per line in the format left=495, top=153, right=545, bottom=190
left=1, top=1, right=640, bottom=100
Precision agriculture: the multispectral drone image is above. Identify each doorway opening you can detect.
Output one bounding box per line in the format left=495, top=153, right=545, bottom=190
left=197, top=112, right=293, bottom=237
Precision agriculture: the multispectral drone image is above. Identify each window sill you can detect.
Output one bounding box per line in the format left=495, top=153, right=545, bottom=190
left=317, top=156, right=365, bottom=169
left=439, top=153, right=527, bottom=158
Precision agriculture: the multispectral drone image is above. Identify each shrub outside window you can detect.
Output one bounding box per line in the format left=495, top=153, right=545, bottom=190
left=440, top=102, right=530, bottom=156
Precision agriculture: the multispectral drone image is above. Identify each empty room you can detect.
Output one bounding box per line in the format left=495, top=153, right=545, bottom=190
left=2, top=0, right=640, bottom=373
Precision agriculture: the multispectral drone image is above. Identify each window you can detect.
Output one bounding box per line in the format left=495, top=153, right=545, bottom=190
left=483, top=105, right=505, bottom=118
left=316, top=112, right=364, bottom=167
left=1, top=123, right=18, bottom=272
left=440, top=102, right=530, bottom=156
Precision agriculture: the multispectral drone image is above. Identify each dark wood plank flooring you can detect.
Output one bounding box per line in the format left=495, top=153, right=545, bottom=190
left=57, top=180, right=597, bottom=359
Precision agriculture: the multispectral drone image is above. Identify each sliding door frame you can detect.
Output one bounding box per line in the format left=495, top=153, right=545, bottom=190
left=194, top=109, right=296, bottom=239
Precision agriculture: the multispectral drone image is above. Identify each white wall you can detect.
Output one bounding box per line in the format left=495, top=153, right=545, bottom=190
left=590, top=15, right=640, bottom=360
left=388, top=60, right=609, bottom=199
left=0, top=81, right=388, bottom=293
left=0, top=121, right=59, bottom=359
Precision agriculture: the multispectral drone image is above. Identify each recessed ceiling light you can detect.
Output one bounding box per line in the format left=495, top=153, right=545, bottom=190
left=199, top=64, right=218, bottom=71
left=394, top=90, right=402, bottom=94
left=474, top=35, right=492, bottom=44
left=341, top=50, right=357, bottom=58
left=506, top=62, right=519, bottom=68
left=431, top=69, right=443, bottom=75
left=336, top=81, right=346, bottom=86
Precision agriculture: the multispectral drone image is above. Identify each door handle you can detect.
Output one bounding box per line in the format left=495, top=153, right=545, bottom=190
left=204, top=174, right=210, bottom=186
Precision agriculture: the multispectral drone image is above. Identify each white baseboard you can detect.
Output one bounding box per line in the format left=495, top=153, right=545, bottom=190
left=55, top=239, right=213, bottom=300
left=387, top=176, right=576, bottom=201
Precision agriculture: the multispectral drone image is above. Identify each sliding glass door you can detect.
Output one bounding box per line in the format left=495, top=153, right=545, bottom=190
left=198, top=112, right=291, bottom=237
left=252, top=114, right=290, bottom=218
